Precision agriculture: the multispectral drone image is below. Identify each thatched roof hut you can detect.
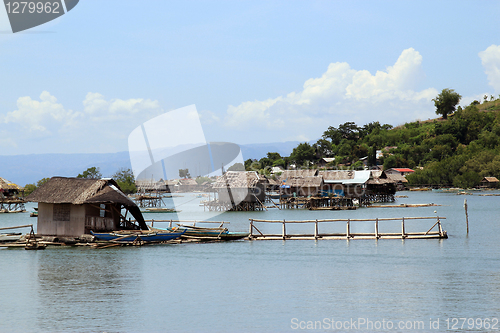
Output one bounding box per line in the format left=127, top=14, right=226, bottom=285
left=27, top=177, right=146, bottom=237
left=213, top=171, right=267, bottom=189
left=135, top=179, right=168, bottom=192
left=0, top=177, right=21, bottom=191
left=480, top=176, right=499, bottom=188
left=213, top=171, right=267, bottom=203
left=281, top=176, right=323, bottom=197
left=0, top=177, right=22, bottom=200
left=279, top=170, right=318, bottom=181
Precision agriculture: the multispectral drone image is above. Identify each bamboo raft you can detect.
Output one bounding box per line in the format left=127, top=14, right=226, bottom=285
left=248, top=216, right=447, bottom=240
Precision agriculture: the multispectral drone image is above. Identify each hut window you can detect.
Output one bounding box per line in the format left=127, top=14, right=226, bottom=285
left=53, top=204, right=71, bottom=221
left=99, top=204, right=106, bottom=218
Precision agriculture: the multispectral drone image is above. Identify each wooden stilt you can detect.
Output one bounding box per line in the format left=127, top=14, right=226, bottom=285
left=282, top=220, right=286, bottom=240
left=314, top=219, right=319, bottom=240
left=346, top=219, right=350, bottom=239
left=401, top=217, right=406, bottom=239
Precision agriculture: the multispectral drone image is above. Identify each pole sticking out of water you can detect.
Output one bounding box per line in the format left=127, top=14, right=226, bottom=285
left=464, top=199, right=469, bottom=234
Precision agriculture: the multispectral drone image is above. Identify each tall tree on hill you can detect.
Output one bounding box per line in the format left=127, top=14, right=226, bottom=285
left=290, top=142, right=315, bottom=166
left=433, top=88, right=462, bottom=119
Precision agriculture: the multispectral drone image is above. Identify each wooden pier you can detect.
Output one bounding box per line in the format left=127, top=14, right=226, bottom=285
left=248, top=216, right=447, bottom=240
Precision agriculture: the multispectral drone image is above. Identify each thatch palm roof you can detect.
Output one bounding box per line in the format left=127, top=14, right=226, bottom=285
left=318, top=170, right=355, bottom=181
left=279, top=170, right=318, bottom=181
left=27, top=177, right=146, bottom=230
left=482, top=177, right=499, bottom=183
left=284, top=176, right=323, bottom=187
left=0, top=177, right=21, bottom=191
left=213, top=171, right=267, bottom=189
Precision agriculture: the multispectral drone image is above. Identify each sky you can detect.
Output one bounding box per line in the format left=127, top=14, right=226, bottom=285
left=0, top=0, right=500, bottom=156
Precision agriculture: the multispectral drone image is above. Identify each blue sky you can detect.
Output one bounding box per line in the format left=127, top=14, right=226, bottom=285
left=0, top=0, right=499, bottom=155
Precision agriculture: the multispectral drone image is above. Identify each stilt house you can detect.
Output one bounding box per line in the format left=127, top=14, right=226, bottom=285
left=213, top=171, right=267, bottom=208
left=0, top=177, right=25, bottom=212
left=480, top=177, right=499, bottom=188
left=27, top=177, right=147, bottom=237
left=318, top=170, right=371, bottom=198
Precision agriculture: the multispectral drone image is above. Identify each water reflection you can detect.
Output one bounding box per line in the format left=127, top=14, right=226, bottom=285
left=35, top=248, right=143, bottom=332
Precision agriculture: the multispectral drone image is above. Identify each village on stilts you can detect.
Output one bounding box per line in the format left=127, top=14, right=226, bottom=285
left=0, top=165, right=469, bottom=250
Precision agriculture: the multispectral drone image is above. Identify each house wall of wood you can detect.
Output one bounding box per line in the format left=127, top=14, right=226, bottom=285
left=84, top=203, right=120, bottom=234
left=37, top=203, right=86, bottom=237
left=481, top=181, right=498, bottom=188
left=217, top=185, right=265, bottom=203
left=37, top=203, right=120, bottom=237
left=282, top=186, right=321, bottom=197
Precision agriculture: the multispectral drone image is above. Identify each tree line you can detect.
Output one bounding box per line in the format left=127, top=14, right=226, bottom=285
left=23, top=167, right=137, bottom=195
left=243, top=89, right=500, bottom=188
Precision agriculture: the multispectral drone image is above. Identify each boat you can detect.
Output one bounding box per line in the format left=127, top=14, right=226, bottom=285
left=164, top=224, right=249, bottom=241
left=0, top=232, right=23, bottom=242
left=143, top=207, right=180, bottom=213
left=90, top=229, right=185, bottom=243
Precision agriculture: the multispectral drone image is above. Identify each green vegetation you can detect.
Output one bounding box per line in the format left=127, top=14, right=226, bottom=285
left=112, top=168, right=136, bottom=194
left=245, top=91, right=500, bottom=189
left=227, top=163, right=245, bottom=171
left=77, top=166, right=102, bottom=179
left=195, top=176, right=212, bottom=185
left=179, top=168, right=190, bottom=178
left=432, top=88, right=462, bottom=119
left=23, top=177, right=50, bottom=196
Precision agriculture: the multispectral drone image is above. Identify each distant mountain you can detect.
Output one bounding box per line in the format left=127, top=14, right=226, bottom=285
left=0, top=152, right=131, bottom=186
left=239, top=141, right=300, bottom=160
left=0, top=141, right=301, bottom=186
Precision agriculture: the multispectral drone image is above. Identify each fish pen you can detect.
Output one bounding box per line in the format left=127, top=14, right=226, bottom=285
left=203, top=198, right=266, bottom=212
left=280, top=196, right=355, bottom=210
left=248, top=216, right=447, bottom=240
left=360, top=193, right=395, bottom=205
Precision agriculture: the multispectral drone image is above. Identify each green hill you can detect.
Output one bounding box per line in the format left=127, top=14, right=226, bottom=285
left=248, top=97, right=500, bottom=188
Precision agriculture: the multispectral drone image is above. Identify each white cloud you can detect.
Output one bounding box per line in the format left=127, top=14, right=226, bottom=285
left=83, top=92, right=162, bottom=121
left=3, top=91, right=81, bottom=135
left=0, top=91, right=164, bottom=154
left=479, top=45, right=500, bottom=93
left=224, top=48, right=438, bottom=137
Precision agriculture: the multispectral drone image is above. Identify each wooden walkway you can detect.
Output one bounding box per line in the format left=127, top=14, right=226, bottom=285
left=248, top=216, right=447, bottom=240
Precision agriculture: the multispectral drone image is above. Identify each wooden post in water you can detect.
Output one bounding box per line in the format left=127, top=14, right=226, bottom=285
left=249, top=219, right=253, bottom=239
left=375, top=218, right=379, bottom=239
left=401, top=217, right=406, bottom=239
left=346, top=219, right=350, bottom=239
left=314, top=219, right=318, bottom=240
left=464, top=199, right=469, bottom=234
left=437, top=217, right=443, bottom=237
left=282, top=219, right=286, bottom=240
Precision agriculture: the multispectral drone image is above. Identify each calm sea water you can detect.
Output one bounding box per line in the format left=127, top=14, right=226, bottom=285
left=1, top=191, right=500, bottom=333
